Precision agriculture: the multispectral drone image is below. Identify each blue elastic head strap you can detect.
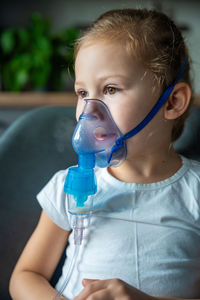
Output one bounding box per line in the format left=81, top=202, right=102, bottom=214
left=108, top=58, right=187, bottom=164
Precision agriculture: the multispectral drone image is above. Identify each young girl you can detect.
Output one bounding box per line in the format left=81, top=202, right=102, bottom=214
left=9, top=8, right=200, bottom=300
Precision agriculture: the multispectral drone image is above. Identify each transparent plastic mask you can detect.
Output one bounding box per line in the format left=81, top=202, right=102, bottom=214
left=72, top=99, right=127, bottom=167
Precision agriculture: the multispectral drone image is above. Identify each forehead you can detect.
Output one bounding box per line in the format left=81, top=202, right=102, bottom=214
left=75, top=41, right=142, bottom=77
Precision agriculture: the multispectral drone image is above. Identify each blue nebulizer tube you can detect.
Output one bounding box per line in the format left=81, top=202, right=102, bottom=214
left=53, top=59, right=187, bottom=299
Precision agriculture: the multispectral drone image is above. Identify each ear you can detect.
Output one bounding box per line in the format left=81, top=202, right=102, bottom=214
left=164, top=82, right=191, bottom=120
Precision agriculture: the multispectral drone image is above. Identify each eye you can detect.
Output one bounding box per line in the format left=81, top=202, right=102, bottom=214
left=104, top=86, right=118, bottom=95
left=77, top=90, right=88, bottom=98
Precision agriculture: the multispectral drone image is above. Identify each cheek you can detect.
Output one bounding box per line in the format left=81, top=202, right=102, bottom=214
left=109, top=108, right=132, bottom=134
left=110, top=104, right=139, bottom=135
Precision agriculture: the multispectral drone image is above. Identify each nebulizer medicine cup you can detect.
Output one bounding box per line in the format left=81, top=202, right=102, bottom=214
left=68, top=193, right=93, bottom=221
left=67, top=193, right=94, bottom=245
left=67, top=190, right=94, bottom=239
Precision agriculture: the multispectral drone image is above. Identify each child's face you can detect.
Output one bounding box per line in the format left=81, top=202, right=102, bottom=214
left=74, top=41, right=168, bottom=158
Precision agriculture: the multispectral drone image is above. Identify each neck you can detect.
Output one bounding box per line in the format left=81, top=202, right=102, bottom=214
left=108, top=146, right=182, bottom=184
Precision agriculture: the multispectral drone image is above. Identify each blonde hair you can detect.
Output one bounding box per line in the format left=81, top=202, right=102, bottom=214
left=75, top=9, right=193, bottom=141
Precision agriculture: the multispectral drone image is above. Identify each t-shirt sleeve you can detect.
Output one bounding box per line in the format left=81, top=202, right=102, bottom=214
left=37, top=170, right=71, bottom=231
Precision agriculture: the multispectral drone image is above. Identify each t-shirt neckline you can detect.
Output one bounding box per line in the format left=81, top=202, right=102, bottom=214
left=100, top=155, right=190, bottom=191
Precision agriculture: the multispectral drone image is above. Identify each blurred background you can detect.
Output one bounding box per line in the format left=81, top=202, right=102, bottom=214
left=1, top=2, right=200, bottom=299
left=0, top=0, right=200, bottom=134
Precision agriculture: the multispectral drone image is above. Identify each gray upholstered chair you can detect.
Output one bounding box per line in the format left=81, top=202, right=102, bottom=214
left=0, top=106, right=77, bottom=300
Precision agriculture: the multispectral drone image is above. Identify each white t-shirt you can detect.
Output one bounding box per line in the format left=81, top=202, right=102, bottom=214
left=37, top=156, right=200, bottom=300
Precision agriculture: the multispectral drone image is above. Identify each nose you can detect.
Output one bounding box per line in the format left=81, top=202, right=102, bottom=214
left=84, top=99, right=105, bottom=121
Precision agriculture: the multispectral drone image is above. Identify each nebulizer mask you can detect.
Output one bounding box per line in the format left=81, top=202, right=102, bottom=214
left=54, top=59, right=187, bottom=299
left=73, top=98, right=127, bottom=167
left=64, top=98, right=127, bottom=244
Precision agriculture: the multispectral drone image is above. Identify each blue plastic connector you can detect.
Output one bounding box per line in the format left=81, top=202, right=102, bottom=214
left=78, top=153, right=95, bottom=169
left=64, top=153, right=97, bottom=207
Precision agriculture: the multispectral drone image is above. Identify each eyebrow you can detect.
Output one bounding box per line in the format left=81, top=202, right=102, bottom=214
left=75, top=74, right=129, bottom=86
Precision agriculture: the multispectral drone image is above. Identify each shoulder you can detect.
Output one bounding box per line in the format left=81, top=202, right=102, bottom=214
left=184, top=157, right=200, bottom=199
left=188, top=158, right=200, bottom=176
left=182, top=156, right=200, bottom=183
left=37, top=169, right=70, bottom=230
left=37, top=169, right=68, bottom=203
left=178, top=157, right=200, bottom=216
left=48, top=169, right=68, bottom=185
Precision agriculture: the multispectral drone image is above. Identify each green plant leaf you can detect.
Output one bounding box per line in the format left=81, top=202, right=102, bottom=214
left=2, top=63, right=29, bottom=91
left=16, top=69, right=29, bottom=87
left=30, top=13, right=51, bottom=37
left=17, top=28, right=29, bottom=50
left=32, top=36, right=52, bottom=57
left=0, top=29, right=15, bottom=54
left=30, top=63, right=51, bottom=89
left=58, top=27, right=79, bottom=44
left=0, top=12, right=79, bottom=91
